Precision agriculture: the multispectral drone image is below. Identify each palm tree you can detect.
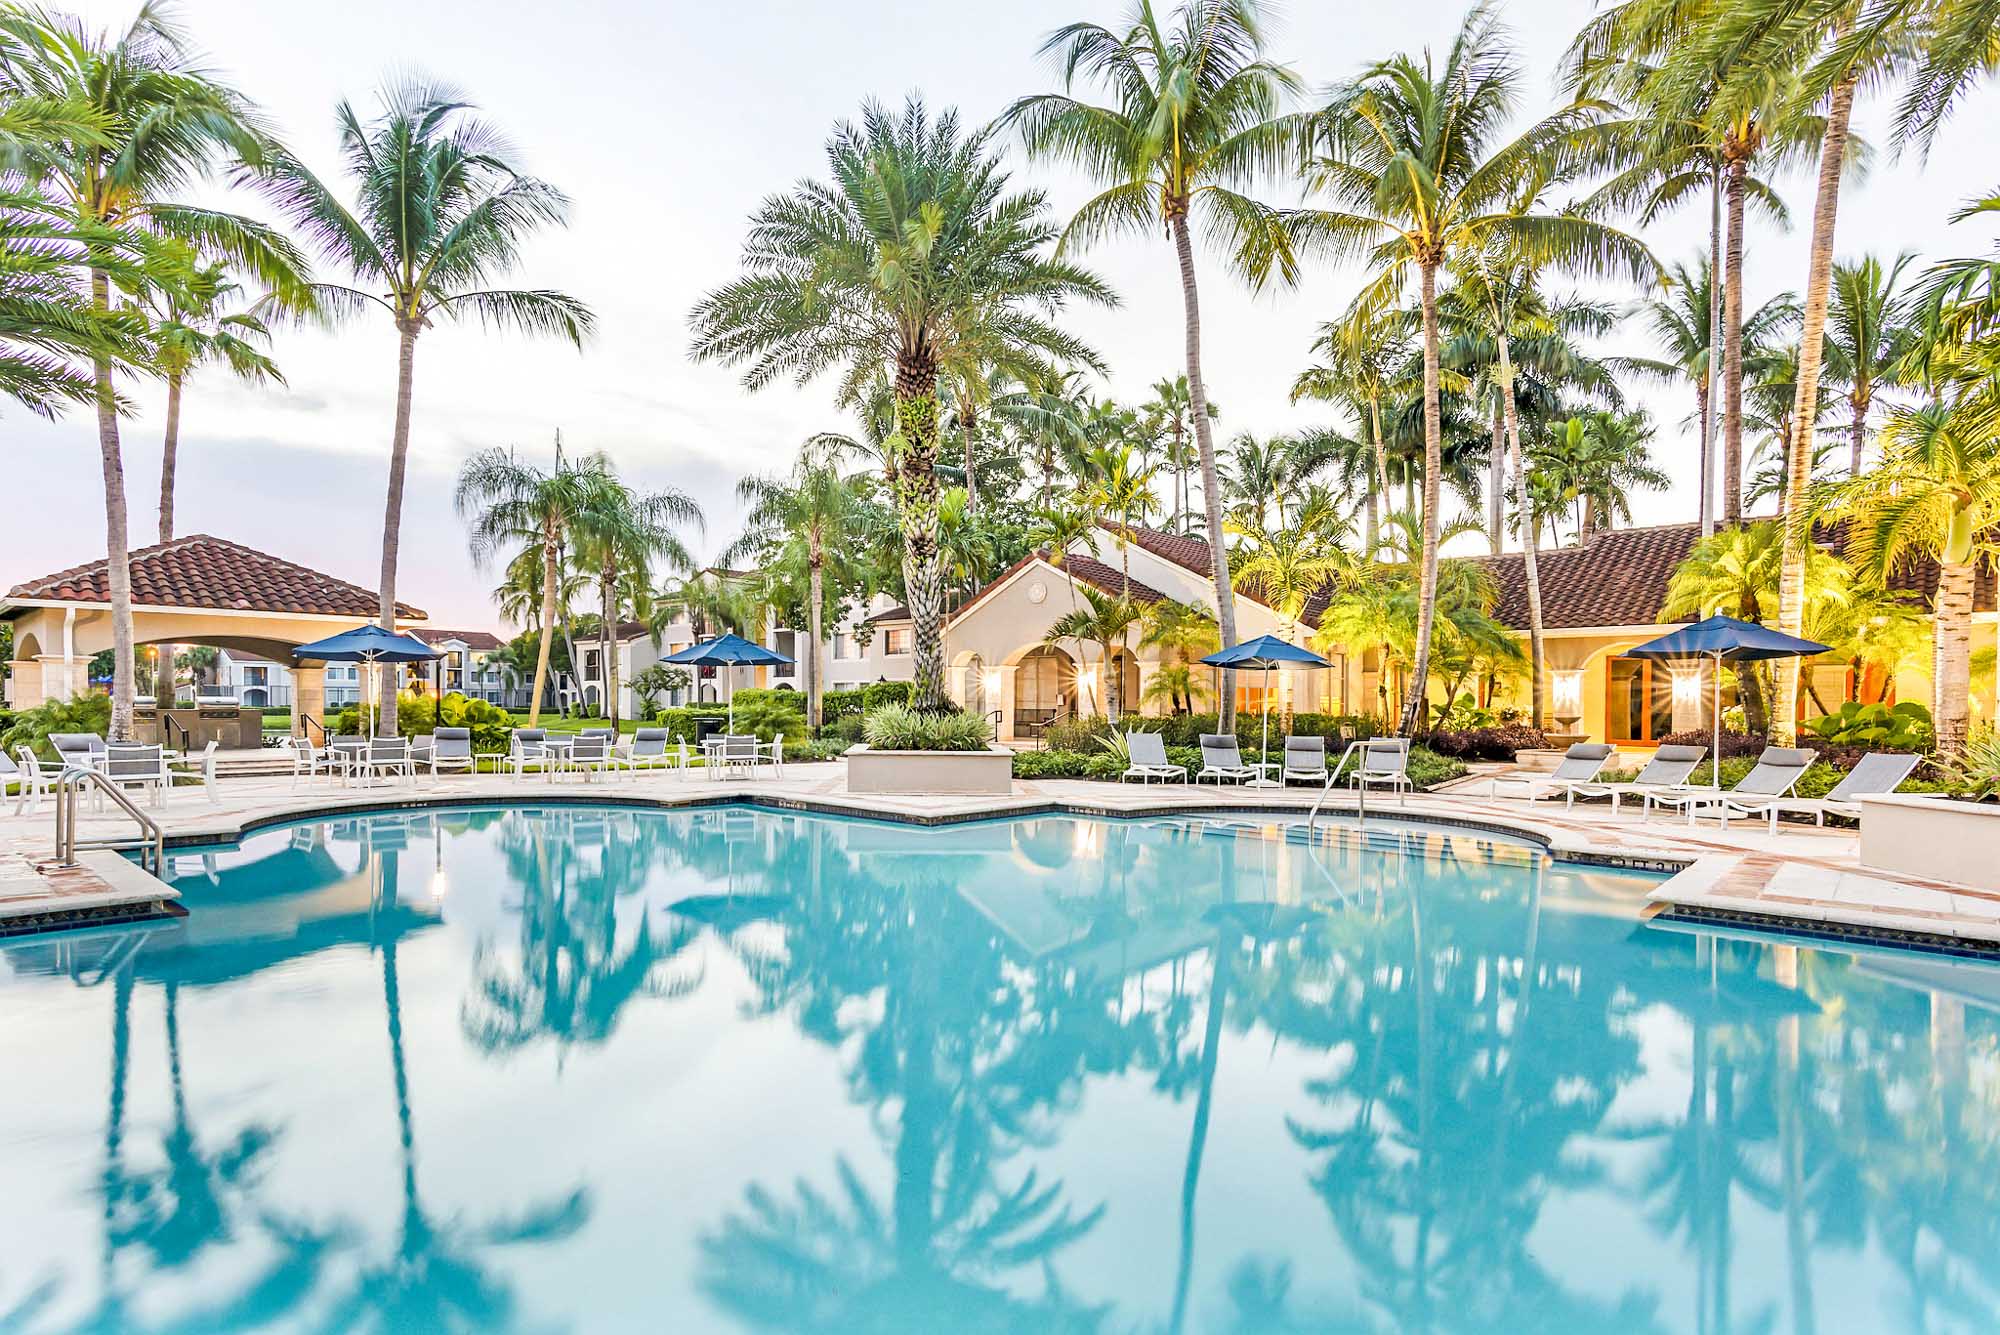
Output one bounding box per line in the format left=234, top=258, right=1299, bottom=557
left=692, top=96, right=1111, bottom=712
left=1661, top=521, right=1786, bottom=732
left=1291, top=300, right=1407, bottom=558
left=1077, top=441, right=1159, bottom=590
left=1531, top=412, right=1671, bottom=542
left=1827, top=252, right=1919, bottom=475
left=1140, top=374, right=1216, bottom=533
left=1227, top=491, right=1354, bottom=644
left=1293, top=6, right=1632, bottom=735
left=5, top=4, right=306, bottom=739
left=1818, top=397, right=2000, bottom=759
left=149, top=248, right=282, bottom=542
left=1218, top=431, right=1291, bottom=532
left=574, top=474, right=701, bottom=728
left=1043, top=586, right=1143, bottom=719
left=1006, top=0, right=1307, bottom=728
left=456, top=446, right=611, bottom=726
left=1140, top=598, right=1220, bottom=712
left=254, top=78, right=593, bottom=731
left=726, top=459, right=868, bottom=730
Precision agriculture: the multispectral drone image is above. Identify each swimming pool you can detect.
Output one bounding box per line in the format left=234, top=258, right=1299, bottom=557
left=2, top=802, right=1997, bottom=1332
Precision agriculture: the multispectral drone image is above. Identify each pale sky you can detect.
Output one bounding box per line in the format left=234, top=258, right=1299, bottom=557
left=7, top=0, right=1995, bottom=633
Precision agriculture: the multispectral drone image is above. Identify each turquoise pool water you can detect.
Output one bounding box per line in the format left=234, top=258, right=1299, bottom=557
left=2, top=803, right=1997, bottom=1333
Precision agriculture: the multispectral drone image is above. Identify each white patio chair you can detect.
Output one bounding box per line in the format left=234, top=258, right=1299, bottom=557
left=503, top=728, right=555, bottom=779
left=1350, top=737, right=1413, bottom=805
left=619, top=727, right=686, bottom=776
left=1123, top=731, right=1187, bottom=783
left=1195, top=734, right=1256, bottom=785
left=168, top=740, right=220, bottom=805
left=1694, top=749, right=1922, bottom=832
left=282, top=735, right=333, bottom=787
left=102, top=743, right=169, bottom=808
left=50, top=732, right=106, bottom=773
left=419, top=727, right=476, bottom=777
left=355, top=737, right=416, bottom=786
left=1282, top=736, right=1332, bottom=786
left=3, top=746, right=57, bottom=816
left=715, top=733, right=760, bottom=779
left=1485, top=742, right=1617, bottom=801
left=1646, top=746, right=1816, bottom=825
left=562, top=733, right=615, bottom=781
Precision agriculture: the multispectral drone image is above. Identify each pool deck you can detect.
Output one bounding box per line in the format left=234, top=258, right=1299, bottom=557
left=2, top=761, right=1995, bottom=952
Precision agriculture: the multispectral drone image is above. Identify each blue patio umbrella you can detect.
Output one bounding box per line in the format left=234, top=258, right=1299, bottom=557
left=1202, top=635, right=1332, bottom=785
left=662, top=632, right=795, bottom=730
left=292, top=624, right=442, bottom=737
left=1626, top=614, right=1829, bottom=786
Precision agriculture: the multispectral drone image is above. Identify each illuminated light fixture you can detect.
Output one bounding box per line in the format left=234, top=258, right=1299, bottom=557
left=1550, top=669, right=1585, bottom=713
left=1670, top=666, right=1703, bottom=706
left=983, top=670, right=1004, bottom=696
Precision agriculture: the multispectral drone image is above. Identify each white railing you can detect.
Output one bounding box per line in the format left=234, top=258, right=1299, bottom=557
left=53, top=768, right=165, bottom=874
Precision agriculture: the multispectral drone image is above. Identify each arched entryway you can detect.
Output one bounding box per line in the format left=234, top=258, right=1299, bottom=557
left=1013, top=645, right=1074, bottom=738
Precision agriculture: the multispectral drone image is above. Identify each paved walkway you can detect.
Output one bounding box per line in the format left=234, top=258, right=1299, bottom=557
left=2, top=760, right=1994, bottom=950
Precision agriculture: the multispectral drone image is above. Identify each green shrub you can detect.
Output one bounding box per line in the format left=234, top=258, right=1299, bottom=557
left=730, top=697, right=806, bottom=744
left=655, top=705, right=732, bottom=743
left=1, top=693, right=111, bottom=759
left=731, top=686, right=806, bottom=714
left=1044, top=715, right=1114, bottom=752
left=437, top=692, right=514, bottom=752
left=822, top=715, right=866, bottom=744
left=1948, top=728, right=2000, bottom=800
left=863, top=704, right=992, bottom=752
left=821, top=688, right=867, bottom=720
left=861, top=680, right=913, bottom=711
left=1800, top=700, right=1932, bottom=750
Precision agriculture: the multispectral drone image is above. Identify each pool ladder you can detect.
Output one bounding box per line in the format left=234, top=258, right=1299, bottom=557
left=53, top=768, right=165, bottom=874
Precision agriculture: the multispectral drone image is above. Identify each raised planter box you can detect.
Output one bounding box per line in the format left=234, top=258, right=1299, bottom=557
left=844, top=744, right=1015, bottom=796
left=1860, top=794, right=2000, bottom=891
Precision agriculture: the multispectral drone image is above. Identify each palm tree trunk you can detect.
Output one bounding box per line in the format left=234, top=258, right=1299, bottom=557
left=1400, top=261, right=1444, bottom=737
left=1488, top=392, right=1505, bottom=556
left=599, top=569, right=618, bottom=726
left=377, top=323, right=419, bottom=735
left=89, top=268, right=137, bottom=741
left=1934, top=559, right=1975, bottom=758
left=1849, top=392, right=1868, bottom=477
left=1702, top=165, right=1722, bottom=538
left=158, top=371, right=183, bottom=544
left=527, top=527, right=557, bottom=726
left=1170, top=209, right=1238, bottom=729
left=1773, top=67, right=1858, bottom=747
left=894, top=347, right=948, bottom=712
left=961, top=399, right=979, bottom=515
left=1721, top=156, right=1748, bottom=528
left=1498, top=343, right=1547, bottom=731
left=806, top=551, right=824, bottom=732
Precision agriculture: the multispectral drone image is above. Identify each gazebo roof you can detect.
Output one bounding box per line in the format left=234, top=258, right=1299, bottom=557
left=3, top=534, right=424, bottom=620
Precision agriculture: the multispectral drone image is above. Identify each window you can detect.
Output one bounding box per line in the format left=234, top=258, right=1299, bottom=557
left=774, top=630, right=796, bottom=663
left=834, top=634, right=857, bottom=661
left=884, top=627, right=911, bottom=656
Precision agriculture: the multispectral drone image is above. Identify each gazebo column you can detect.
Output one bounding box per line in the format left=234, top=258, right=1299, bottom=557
left=995, top=665, right=1019, bottom=744
left=292, top=663, right=326, bottom=741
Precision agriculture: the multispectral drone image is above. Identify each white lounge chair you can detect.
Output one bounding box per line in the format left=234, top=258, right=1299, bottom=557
left=417, top=727, right=476, bottom=777
left=503, top=728, right=555, bottom=779
left=168, top=740, right=219, bottom=805
left=1195, top=734, right=1256, bottom=785
left=620, top=727, right=686, bottom=775
left=1645, top=746, right=1816, bottom=825
left=1350, top=737, right=1413, bottom=804
left=1122, top=731, right=1187, bottom=783
left=1693, top=749, right=1923, bottom=832
left=1558, top=743, right=1710, bottom=813
left=1485, top=742, right=1617, bottom=801
left=1282, top=736, right=1332, bottom=786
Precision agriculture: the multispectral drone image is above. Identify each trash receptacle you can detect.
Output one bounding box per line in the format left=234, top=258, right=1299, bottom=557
left=694, top=715, right=725, bottom=744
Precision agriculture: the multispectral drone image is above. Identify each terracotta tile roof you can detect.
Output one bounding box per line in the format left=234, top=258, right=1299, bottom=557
left=862, top=605, right=911, bottom=626
left=1096, top=521, right=1214, bottom=577
left=413, top=628, right=503, bottom=650
left=1059, top=554, right=1169, bottom=605
left=4, top=534, right=423, bottom=619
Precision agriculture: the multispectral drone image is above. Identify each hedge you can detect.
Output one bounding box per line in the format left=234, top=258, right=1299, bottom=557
left=655, top=705, right=732, bottom=743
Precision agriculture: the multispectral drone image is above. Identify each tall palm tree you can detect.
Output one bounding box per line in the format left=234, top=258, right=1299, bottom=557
left=1291, top=300, right=1408, bottom=558
left=1140, top=374, right=1215, bottom=534
left=1218, top=430, right=1290, bottom=532
left=1006, top=0, right=1306, bottom=728
left=1819, top=397, right=2000, bottom=759
left=149, top=248, right=281, bottom=542
left=1227, top=491, right=1354, bottom=644
left=1077, top=442, right=1158, bottom=589
left=1703, top=0, right=1994, bottom=741
left=726, top=459, right=868, bottom=730
left=574, top=474, right=701, bottom=728
left=1293, top=6, right=1630, bottom=734
left=255, top=78, right=593, bottom=731
left=456, top=446, right=612, bottom=726
left=4, top=3, right=306, bottom=739
left=1826, top=252, right=1919, bottom=475
left=1530, top=411, right=1671, bottom=542
left=692, top=96, right=1110, bottom=712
